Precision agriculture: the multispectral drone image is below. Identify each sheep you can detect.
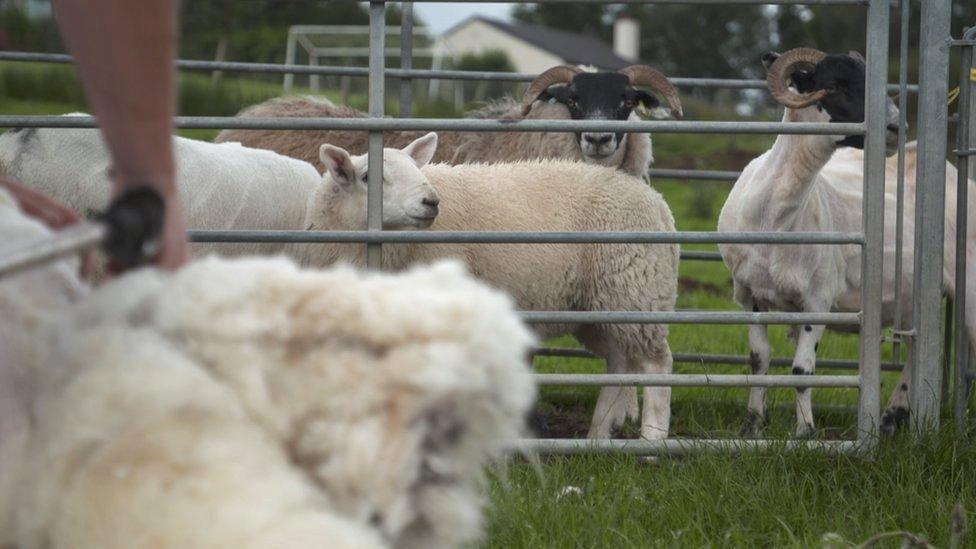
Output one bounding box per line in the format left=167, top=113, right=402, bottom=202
left=0, top=188, right=535, bottom=548
left=4, top=125, right=678, bottom=439
left=213, top=64, right=684, bottom=179
left=0, top=122, right=441, bottom=268
left=305, top=139, right=680, bottom=440
left=717, top=48, right=976, bottom=438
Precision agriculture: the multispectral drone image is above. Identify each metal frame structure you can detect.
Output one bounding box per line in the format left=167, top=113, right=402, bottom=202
left=0, top=0, right=961, bottom=455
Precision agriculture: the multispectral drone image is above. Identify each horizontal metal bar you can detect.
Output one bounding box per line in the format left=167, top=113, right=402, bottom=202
left=519, top=311, right=860, bottom=325
left=648, top=168, right=740, bottom=181
left=0, top=115, right=867, bottom=136
left=187, top=230, right=863, bottom=245
left=954, top=149, right=976, bottom=157
left=0, top=51, right=918, bottom=92
left=0, top=222, right=104, bottom=278
left=508, top=438, right=860, bottom=457
left=531, top=348, right=903, bottom=371
left=679, top=250, right=723, bottom=261
left=406, top=0, right=868, bottom=5
left=534, top=373, right=859, bottom=387
left=950, top=39, right=976, bottom=47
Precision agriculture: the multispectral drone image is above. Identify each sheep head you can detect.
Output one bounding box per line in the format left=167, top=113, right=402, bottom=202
left=318, top=133, right=440, bottom=229
left=519, top=64, right=682, bottom=166
left=764, top=48, right=900, bottom=155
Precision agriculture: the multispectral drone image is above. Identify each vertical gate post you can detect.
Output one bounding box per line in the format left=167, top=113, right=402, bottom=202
left=367, top=2, right=386, bottom=269
left=891, top=0, right=912, bottom=385
left=953, top=29, right=974, bottom=434
left=910, top=0, right=952, bottom=433
left=857, top=0, right=891, bottom=446
left=400, top=2, right=414, bottom=118
left=284, top=29, right=297, bottom=91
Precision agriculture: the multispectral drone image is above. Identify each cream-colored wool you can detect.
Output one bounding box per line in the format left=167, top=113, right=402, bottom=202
left=304, top=151, right=680, bottom=440
left=0, top=192, right=535, bottom=548
left=214, top=95, right=654, bottom=177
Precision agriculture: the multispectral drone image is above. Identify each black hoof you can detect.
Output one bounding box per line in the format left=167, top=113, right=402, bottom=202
left=880, top=407, right=910, bottom=437
left=740, top=411, right=768, bottom=438
left=526, top=406, right=549, bottom=437
left=796, top=423, right=816, bottom=439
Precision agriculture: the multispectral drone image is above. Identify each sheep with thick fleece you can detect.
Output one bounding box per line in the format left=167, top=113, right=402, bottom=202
left=214, top=61, right=684, bottom=179
left=0, top=190, right=535, bottom=547
left=308, top=140, right=680, bottom=440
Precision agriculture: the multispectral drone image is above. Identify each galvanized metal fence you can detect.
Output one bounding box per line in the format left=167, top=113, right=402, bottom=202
left=0, top=0, right=966, bottom=455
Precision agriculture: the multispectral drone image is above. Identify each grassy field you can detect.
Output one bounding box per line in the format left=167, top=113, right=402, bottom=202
left=490, top=132, right=976, bottom=547
left=4, top=87, right=975, bottom=547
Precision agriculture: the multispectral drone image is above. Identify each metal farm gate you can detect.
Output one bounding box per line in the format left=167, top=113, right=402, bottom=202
left=0, top=0, right=972, bottom=456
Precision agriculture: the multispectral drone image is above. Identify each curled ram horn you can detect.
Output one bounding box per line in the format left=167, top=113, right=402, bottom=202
left=520, top=65, right=582, bottom=115
left=618, top=65, right=684, bottom=119
left=766, top=47, right=829, bottom=109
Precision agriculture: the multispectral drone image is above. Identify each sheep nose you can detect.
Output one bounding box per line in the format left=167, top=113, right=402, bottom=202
left=584, top=134, right=612, bottom=146
left=422, top=196, right=439, bottom=208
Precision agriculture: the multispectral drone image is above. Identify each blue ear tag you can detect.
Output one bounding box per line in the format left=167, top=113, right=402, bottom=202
left=548, top=97, right=557, bottom=104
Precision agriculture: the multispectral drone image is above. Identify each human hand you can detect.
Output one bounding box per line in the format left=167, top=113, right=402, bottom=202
left=0, top=177, right=94, bottom=277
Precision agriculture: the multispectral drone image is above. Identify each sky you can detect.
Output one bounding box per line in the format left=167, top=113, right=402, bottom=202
left=413, top=3, right=514, bottom=34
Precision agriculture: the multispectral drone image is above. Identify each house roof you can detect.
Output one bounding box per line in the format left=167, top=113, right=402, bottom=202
left=444, top=16, right=633, bottom=70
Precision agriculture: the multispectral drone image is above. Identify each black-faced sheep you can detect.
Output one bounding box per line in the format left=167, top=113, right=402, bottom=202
left=213, top=65, right=683, bottom=178
left=718, top=48, right=976, bottom=438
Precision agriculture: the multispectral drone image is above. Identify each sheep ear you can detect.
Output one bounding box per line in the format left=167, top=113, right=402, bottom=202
left=402, top=132, right=438, bottom=168
left=319, top=144, right=356, bottom=187
left=761, top=51, right=780, bottom=71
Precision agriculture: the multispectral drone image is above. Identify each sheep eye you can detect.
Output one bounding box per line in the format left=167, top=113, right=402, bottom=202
left=361, top=172, right=368, bottom=182
left=623, top=99, right=636, bottom=108
left=566, top=99, right=577, bottom=108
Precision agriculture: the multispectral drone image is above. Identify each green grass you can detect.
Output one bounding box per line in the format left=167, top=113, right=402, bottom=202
left=5, top=85, right=975, bottom=548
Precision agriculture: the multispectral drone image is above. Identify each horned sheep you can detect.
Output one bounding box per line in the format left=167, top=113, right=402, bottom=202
left=0, top=187, right=535, bottom=548
left=717, top=48, right=976, bottom=438
left=214, top=64, right=684, bottom=178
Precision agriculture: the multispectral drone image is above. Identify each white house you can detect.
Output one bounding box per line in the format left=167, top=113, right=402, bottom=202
left=435, top=16, right=641, bottom=74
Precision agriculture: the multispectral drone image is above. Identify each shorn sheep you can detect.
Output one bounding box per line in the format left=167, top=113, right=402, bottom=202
left=309, top=139, right=680, bottom=440
left=0, top=122, right=441, bottom=265
left=213, top=64, right=684, bottom=178
left=718, top=48, right=976, bottom=437
left=0, top=188, right=535, bottom=548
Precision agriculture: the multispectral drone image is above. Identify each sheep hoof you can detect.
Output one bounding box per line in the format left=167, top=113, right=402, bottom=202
left=880, top=406, right=910, bottom=437
left=526, top=406, right=549, bottom=437
left=740, top=411, right=767, bottom=438
left=794, top=423, right=816, bottom=439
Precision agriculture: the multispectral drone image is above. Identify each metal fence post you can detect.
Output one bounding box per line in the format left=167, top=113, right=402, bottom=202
left=910, top=0, right=952, bottom=433
left=367, top=1, right=385, bottom=269
left=857, top=0, right=890, bottom=446
left=400, top=2, right=414, bottom=117
left=954, top=29, right=974, bottom=434
left=890, top=0, right=911, bottom=381
left=283, top=29, right=297, bottom=91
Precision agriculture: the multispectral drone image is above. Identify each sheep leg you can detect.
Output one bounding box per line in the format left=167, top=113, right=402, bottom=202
left=588, top=346, right=635, bottom=439
left=743, top=321, right=772, bottom=438
left=640, top=345, right=672, bottom=440
left=793, top=323, right=825, bottom=438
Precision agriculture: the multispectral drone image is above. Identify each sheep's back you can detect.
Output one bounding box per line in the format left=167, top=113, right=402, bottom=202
left=405, top=161, right=678, bottom=317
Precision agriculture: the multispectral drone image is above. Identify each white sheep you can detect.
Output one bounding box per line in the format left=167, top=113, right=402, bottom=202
left=214, top=64, right=683, bottom=178
left=306, top=140, right=680, bottom=440
left=718, top=48, right=975, bottom=437
left=0, top=188, right=535, bottom=548
left=0, top=122, right=441, bottom=266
